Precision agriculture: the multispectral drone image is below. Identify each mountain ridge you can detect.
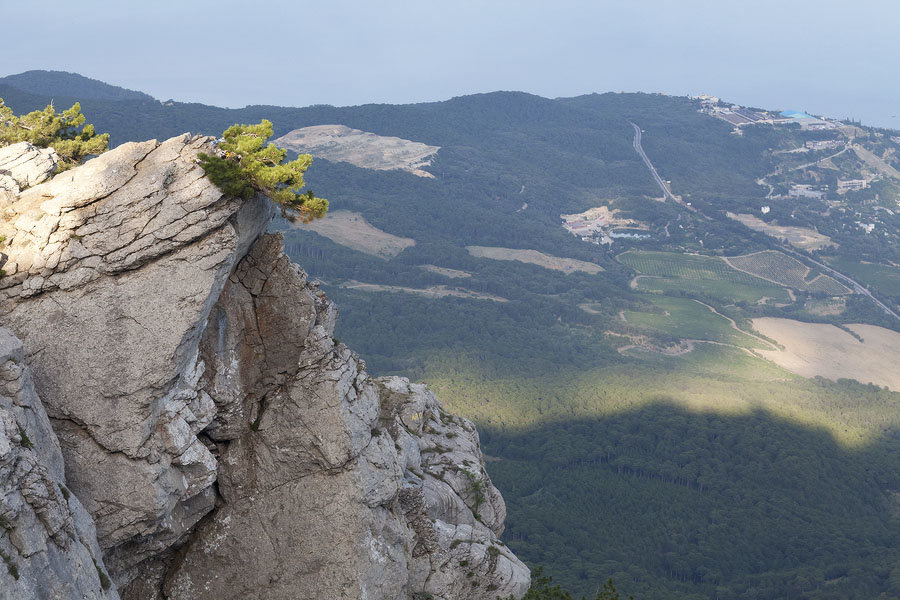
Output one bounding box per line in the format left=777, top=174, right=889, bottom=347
left=0, top=70, right=154, bottom=102
left=5, top=70, right=900, bottom=598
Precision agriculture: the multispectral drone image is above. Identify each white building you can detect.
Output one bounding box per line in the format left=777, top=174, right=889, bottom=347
left=805, top=140, right=842, bottom=151
left=837, top=179, right=868, bottom=193
left=789, top=184, right=826, bottom=199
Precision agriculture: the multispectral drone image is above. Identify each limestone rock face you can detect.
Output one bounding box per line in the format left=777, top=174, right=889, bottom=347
left=0, top=328, right=118, bottom=600
left=377, top=377, right=529, bottom=600
left=0, top=136, right=529, bottom=599
left=156, top=234, right=530, bottom=600
left=0, top=134, right=274, bottom=579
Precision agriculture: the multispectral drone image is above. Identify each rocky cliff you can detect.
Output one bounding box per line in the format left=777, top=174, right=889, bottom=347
left=0, top=137, right=530, bottom=599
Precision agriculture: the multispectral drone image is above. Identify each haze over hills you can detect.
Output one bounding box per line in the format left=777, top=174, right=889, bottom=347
left=0, top=70, right=154, bottom=102
left=4, top=70, right=900, bottom=599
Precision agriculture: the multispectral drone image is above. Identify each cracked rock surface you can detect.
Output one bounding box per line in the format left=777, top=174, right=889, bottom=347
left=0, top=135, right=273, bottom=582
left=141, top=234, right=529, bottom=600
left=0, top=328, right=118, bottom=600
left=1, top=136, right=529, bottom=599
left=0, top=142, right=59, bottom=196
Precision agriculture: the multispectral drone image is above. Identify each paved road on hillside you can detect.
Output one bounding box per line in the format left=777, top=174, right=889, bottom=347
left=630, top=122, right=697, bottom=212
left=781, top=247, right=900, bottom=321
left=629, top=121, right=900, bottom=322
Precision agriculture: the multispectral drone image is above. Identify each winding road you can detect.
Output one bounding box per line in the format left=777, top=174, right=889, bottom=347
left=629, top=121, right=900, bottom=323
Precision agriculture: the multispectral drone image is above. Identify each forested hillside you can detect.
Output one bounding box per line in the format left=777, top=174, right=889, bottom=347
left=6, top=71, right=900, bottom=598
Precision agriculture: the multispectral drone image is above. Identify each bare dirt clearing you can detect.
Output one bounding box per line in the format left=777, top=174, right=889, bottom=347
left=579, top=303, right=605, bottom=315
left=852, top=144, right=900, bottom=179
left=297, top=210, right=415, bottom=259
left=727, top=212, right=835, bottom=251
left=560, top=205, right=645, bottom=229
left=466, top=246, right=604, bottom=274
left=339, top=280, right=507, bottom=302
left=606, top=331, right=696, bottom=356
left=752, top=318, right=900, bottom=391
left=273, top=124, right=439, bottom=177
left=419, top=265, right=472, bottom=279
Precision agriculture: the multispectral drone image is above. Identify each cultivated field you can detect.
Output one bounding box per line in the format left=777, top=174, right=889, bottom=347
left=339, top=280, right=507, bottom=302
left=298, top=210, right=415, bottom=259
left=727, top=212, right=835, bottom=251
left=618, top=251, right=792, bottom=304
left=725, top=251, right=851, bottom=295
left=753, top=318, right=900, bottom=391
left=623, top=296, right=769, bottom=350
left=466, top=246, right=604, bottom=274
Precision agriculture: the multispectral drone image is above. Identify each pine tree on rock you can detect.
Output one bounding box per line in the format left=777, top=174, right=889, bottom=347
left=198, top=119, right=328, bottom=221
left=0, top=99, right=109, bottom=170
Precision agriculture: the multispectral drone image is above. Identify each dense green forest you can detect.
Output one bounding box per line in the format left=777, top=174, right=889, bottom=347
left=488, top=404, right=900, bottom=600
left=6, top=71, right=900, bottom=599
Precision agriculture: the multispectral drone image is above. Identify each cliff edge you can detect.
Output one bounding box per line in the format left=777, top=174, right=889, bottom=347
left=0, top=136, right=529, bottom=599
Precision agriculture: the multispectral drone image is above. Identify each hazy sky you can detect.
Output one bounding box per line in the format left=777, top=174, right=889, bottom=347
left=3, top=0, right=899, bottom=128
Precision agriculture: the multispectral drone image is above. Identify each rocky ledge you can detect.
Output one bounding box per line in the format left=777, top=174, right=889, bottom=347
left=0, top=137, right=529, bottom=599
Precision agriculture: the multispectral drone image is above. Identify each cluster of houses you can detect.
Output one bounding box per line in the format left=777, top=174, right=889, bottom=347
left=560, top=207, right=651, bottom=246
left=790, top=184, right=827, bottom=200
left=805, top=139, right=843, bottom=151
left=690, top=95, right=900, bottom=245
left=700, top=102, right=774, bottom=127
left=692, top=94, right=841, bottom=133
left=784, top=179, right=868, bottom=200
left=561, top=214, right=617, bottom=245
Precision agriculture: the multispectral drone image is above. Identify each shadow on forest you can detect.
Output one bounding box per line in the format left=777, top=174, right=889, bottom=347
left=481, top=402, right=900, bottom=600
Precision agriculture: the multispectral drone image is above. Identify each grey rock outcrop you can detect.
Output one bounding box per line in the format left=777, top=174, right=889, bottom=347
left=0, top=142, right=59, bottom=196
left=0, top=136, right=272, bottom=579
left=378, top=377, right=528, bottom=600
left=0, top=328, right=118, bottom=600
left=0, top=135, right=529, bottom=599
left=150, top=234, right=529, bottom=600
left=0, top=134, right=273, bottom=579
